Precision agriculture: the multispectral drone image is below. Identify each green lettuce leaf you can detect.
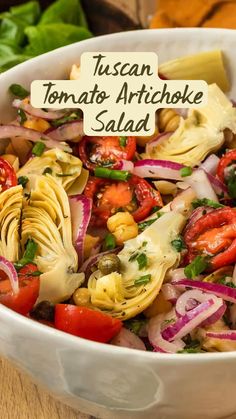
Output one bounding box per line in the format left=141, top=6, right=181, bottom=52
left=24, top=23, right=91, bottom=55
left=40, top=0, right=88, bottom=28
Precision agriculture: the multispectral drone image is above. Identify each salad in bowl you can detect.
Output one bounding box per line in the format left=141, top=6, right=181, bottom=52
left=1, top=46, right=236, bottom=355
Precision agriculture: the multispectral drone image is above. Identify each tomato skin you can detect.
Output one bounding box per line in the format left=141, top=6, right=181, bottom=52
left=55, top=304, right=122, bottom=343
left=77, top=136, right=136, bottom=170
left=0, top=157, right=17, bottom=191
left=84, top=175, right=163, bottom=227
left=184, top=207, right=236, bottom=270
left=217, top=150, right=236, bottom=182
left=130, top=175, right=163, bottom=222
left=0, top=264, right=40, bottom=315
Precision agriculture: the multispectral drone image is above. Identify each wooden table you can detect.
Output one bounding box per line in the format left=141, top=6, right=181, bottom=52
left=0, top=1, right=156, bottom=417
left=0, top=357, right=91, bottom=419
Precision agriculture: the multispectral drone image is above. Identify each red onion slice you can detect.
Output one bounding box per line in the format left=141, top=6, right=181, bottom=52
left=205, top=331, right=236, bottom=340
left=69, top=195, right=92, bottom=267
left=162, top=297, right=223, bottom=341
left=111, top=327, right=146, bottom=351
left=117, top=160, right=134, bottom=172
left=133, top=159, right=184, bottom=180
left=148, top=312, right=185, bottom=353
left=206, top=172, right=228, bottom=196
left=185, top=169, right=219, bottom=202
left=47, top=121, right=84, bottom=142
left=200, top=154, right=220, bottom=176
left=173, top=279, right=236, bottom=304
left=0, top=125, right=71, bottom=152
left=170, top=187, right=195, bottom=213
left=161, top=283, right=181, bottom=303
left=0, top=256, right=19, bottom=294
left=13, top=98, right=67, bottom=120
left=146, top=132, right=172, bottom=155
left=175, top=289, right=226, bottom=326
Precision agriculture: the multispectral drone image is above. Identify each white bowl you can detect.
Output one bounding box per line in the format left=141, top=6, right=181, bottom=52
left=1, top=28, right=236, bottom=419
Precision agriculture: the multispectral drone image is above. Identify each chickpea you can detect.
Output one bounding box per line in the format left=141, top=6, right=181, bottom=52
left=73, top=287, right=90, bottom=306
left=98, top=254, right=121, bottom=275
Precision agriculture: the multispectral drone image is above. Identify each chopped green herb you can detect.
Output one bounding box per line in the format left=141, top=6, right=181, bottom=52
left=56, top=173, right=72, bottom=177
left=191, top=198, right=224, bottom=209
left=178, top=347, right=202, bottom=353
left=178, top=338, right=202, bottom=353
left=18, top=176, right=28, bottom=188
left=163, top=318, right=175, bottom=325
left=151, top=206, right=161, bottom=214
left=25, top=270, right=42, bottom=277
left=104, top=233, right=116, bottom=251
left=129, top=252, right=138, bottom=262
left=142, top=241, right=147, bottom=247
left=184, top=255, right=209, bottom=279
left=119, top=136, right=127, bottom=147
left=32, top=141, right=45, bottom=156
left=227, top=169, right=236, bottom=199
left=124, top=319, right=147, bottom=335
left=137, top=253, right=148, bottom=270
left=94, top=167, right=131, bottom=182
left=51, top=111, right=82, bottom=127
left=9, top=83, right=29, bottom=99
left=218, top=277, right=236, bottom=288
left=138, top=213, right=163, bottom=232
left=180, top=166, right=193, bottom=177
left=134, top=274, right=151, bottom=286
left=17, top=108, right=27, bottom=125
left=15, top=239, right=37, bottom=270
left=43, top=167, right=53, bottom=175
left=171, top=236, right=186, bottom=252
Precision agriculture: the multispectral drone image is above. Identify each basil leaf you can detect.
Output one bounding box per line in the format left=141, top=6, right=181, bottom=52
left=25, top=24, right=91, bottom=55
left=40, top=0, right=88, bottom=28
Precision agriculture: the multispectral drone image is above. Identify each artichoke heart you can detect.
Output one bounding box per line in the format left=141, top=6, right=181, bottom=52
left=0, top=185, right=23, bottom=262
left=21, top=175, right=84, bottom=302
left=145, top=84, right=236, bottom=166
left=88, top=211, right=186, bottom=319
left=17, top=148, right=83, bottom=192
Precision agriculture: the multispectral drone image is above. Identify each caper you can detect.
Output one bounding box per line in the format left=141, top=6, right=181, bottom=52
left=30, top=300, right=55, bottom=322
left=98, top=254, right=121, bottom=275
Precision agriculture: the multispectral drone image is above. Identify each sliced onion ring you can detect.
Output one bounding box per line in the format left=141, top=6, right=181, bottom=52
left=13, top=98, right=67, bottom=120
left=206, top=172, right=228, bottom=196
left=0, top=125, right=71, bottom=152
left=185, top=169, right=218, bottom=202
left=133, top=159, right=184, bottom=180
left=200, top=154, right=220, bottom=176
left=145, top=132, right=172, bottom=155
left=47, top=121, right=84, bottom=142
left=148, top=311, right=185, bottom=353
left=173, top=279, right=236, bottom=304
left=69, top=195, right=92, bottom=267
left=205, top=331, right=236, bottom=340
left=162, top=297, right=223, bottom=342
left=0, top=256, right=19, bottom=294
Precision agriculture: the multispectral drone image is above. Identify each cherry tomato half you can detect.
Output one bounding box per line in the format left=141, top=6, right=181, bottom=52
left=0, top=263, right=40, bottom=315
left=184, top=207, right=236, bottom=270
left=0, top=157, right=17, bottom=191
left=84, top=175, right=163, bottom=227
left=77, top=136, right=136, bottom=170
left=55, top=304, right=122, bottom=343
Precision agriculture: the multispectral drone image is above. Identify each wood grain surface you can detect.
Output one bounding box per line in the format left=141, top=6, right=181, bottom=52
left=0, top=1, right=156, bottom=418
left=0, top=357, right=91, bottom=419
